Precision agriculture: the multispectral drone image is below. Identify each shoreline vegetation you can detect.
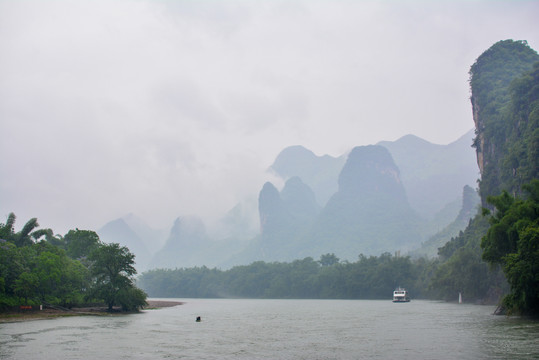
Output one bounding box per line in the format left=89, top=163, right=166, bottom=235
left=0, top=300, right=184, bottom=323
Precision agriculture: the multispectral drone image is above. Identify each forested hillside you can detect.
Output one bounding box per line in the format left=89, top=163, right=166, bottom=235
left=471, top=40, right=539, bottom=203
left=430, top=40, right=539, bottom=313
left=412, top=185, right=480, bottom=258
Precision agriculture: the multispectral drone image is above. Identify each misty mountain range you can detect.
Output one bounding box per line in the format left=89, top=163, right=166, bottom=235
left=98, top=130, right=480, bottom=271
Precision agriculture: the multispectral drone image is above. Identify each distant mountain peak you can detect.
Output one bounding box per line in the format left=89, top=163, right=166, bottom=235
left=394, top=133, right=434, bottom=145
left=377, top=129, right=478, bottom=218
left=270, top=145, right=345, bottom=207
left=270, top=146, right=319, bottom=178
left=97, top=217, right=151, bottom=271
left=338, top=145, right=404, bottom=198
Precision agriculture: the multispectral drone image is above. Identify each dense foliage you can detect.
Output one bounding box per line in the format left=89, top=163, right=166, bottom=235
left=481, top=180, right=539, bottom=315
left=460, top=39, right=539, bottom=314
left=0, top=240, right=89, bottom=309
left=470, top=40, right=539, bottom=203
left=88, top=243, right=146, bottom=311
left=0, top=213, right=147, bottom=312
left=429, top=214, right=507, bottom=302
left=414, top=40, right=539, bottom=313
left=138, top=253, right=438, bottom=300
left=501, top=62, right=539, bottom=194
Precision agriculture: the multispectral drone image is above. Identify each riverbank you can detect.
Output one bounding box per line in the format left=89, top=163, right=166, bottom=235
left=144, top=300, right=185, bottom=309
left=0, top=300, right=184, bottom=323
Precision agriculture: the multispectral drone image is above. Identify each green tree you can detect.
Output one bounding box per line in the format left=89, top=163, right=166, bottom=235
left=0, top=213, right=16, bottom=240
left=15, top=218, right=40, bottom=247
left=428, top=214, right=505, bottom=303
left=88, top=243, right=147, bottom=311
left=318, top=253, right=340, bottom=266
left=31, top=243, right=90, bottom=307
left=14, top=272, right=39, bottom=304
left=64, top=229, right=100, bottom=260
left=1, top=214, right=147, bottom=310
left=32, top=228, right=65, bottom=248
left=481, top=180, right=539, bottom=315
left=430, top=246, right=491, bottom=301
left=0, top=240, right=27, bottom=309
left=0, top=213, right=40, bottom=247
left=469, top=40, right=539, bottom=204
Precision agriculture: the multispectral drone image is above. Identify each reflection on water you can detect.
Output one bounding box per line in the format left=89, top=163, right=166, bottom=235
left=1, top=299, right=538, bottom=360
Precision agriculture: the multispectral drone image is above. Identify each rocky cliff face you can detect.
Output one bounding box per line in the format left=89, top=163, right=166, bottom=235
left=280, top=176, right=321, bottom=223
left=471, top=98, right=484, bottom=176
left=378, top=130, right=478, bottom=219
left=258, top=181, right=285, bottom=236
left=337, top=145, right=406, bottom=202
left=257, top=177, right=320, bottom=260
left=469, top=39, right=539, bottom=203
left=307, top=145, right=421, bottom=257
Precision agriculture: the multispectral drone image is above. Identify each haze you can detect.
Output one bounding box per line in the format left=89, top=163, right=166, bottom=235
left=1, top=0, right=538, bottom=234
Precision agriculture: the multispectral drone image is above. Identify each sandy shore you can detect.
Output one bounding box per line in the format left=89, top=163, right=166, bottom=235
left=145, top=300, right=184, bottom=309
left=0, top=300, right=184, bottom=323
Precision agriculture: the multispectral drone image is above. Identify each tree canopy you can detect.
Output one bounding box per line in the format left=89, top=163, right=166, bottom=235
left=470, top=40, right=539, bottom=203
left=138, top=252, right=436, bottom=300
left=88, top=242, right=146, bottom=311
left=0, top=214, right=147, bottom=312
left=429, top=39, right=539, bottom=312
left=481, top=180, right=539, bottom=315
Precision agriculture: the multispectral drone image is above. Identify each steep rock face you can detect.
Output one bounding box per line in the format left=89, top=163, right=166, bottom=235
left=150, top=216, right=209, bottom=269
left=280, top=176, right=321, bottom=221
left=98, top=218, right=151, bottom=271
left=258, top=182, right=288, bottom=237
left=256, top=178, right=320, bottom=260
left=270, top=145, right=345, bottom=206
left=273, top=132, right=479, bottom=223
left=307, top=145, right=422, bottom=257
left=378, top=130, right=478, bottom=219
left=337, top=145, right=406, bottom=202
left=469, top=39, right=539, bottom=203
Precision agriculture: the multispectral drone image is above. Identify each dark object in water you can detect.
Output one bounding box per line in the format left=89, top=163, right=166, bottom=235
left=196, top=316, right=201, bottom=322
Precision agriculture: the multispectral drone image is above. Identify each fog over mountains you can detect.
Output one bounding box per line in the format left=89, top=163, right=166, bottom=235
left=303, top=145, right=421, bottom=258
left=378, top=131, right=479, bottom=219
left=98, top=130, right=480, bottom=271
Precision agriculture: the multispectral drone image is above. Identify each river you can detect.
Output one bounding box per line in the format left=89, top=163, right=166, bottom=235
left=1, top=299, right=538, bottom=359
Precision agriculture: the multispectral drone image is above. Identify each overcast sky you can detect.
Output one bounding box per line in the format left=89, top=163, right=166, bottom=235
left=1, top=0, right=538, bottom=235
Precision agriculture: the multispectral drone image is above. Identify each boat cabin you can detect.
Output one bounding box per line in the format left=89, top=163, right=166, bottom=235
left=393, top=287, right=410, bottom=302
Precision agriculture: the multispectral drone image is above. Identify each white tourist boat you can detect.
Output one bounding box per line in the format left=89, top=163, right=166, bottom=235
left=392, top=287, right=410, bottom=302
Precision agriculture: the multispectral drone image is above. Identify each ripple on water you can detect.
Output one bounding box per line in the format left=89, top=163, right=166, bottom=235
left=1, top=300, right=538, bottom=360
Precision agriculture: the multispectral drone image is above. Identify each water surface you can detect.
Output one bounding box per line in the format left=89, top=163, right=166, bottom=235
left=1, top=299, right=538, bottom=359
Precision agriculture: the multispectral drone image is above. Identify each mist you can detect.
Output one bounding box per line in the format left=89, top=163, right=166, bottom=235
left=1, top=0, right=538, bottom=234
